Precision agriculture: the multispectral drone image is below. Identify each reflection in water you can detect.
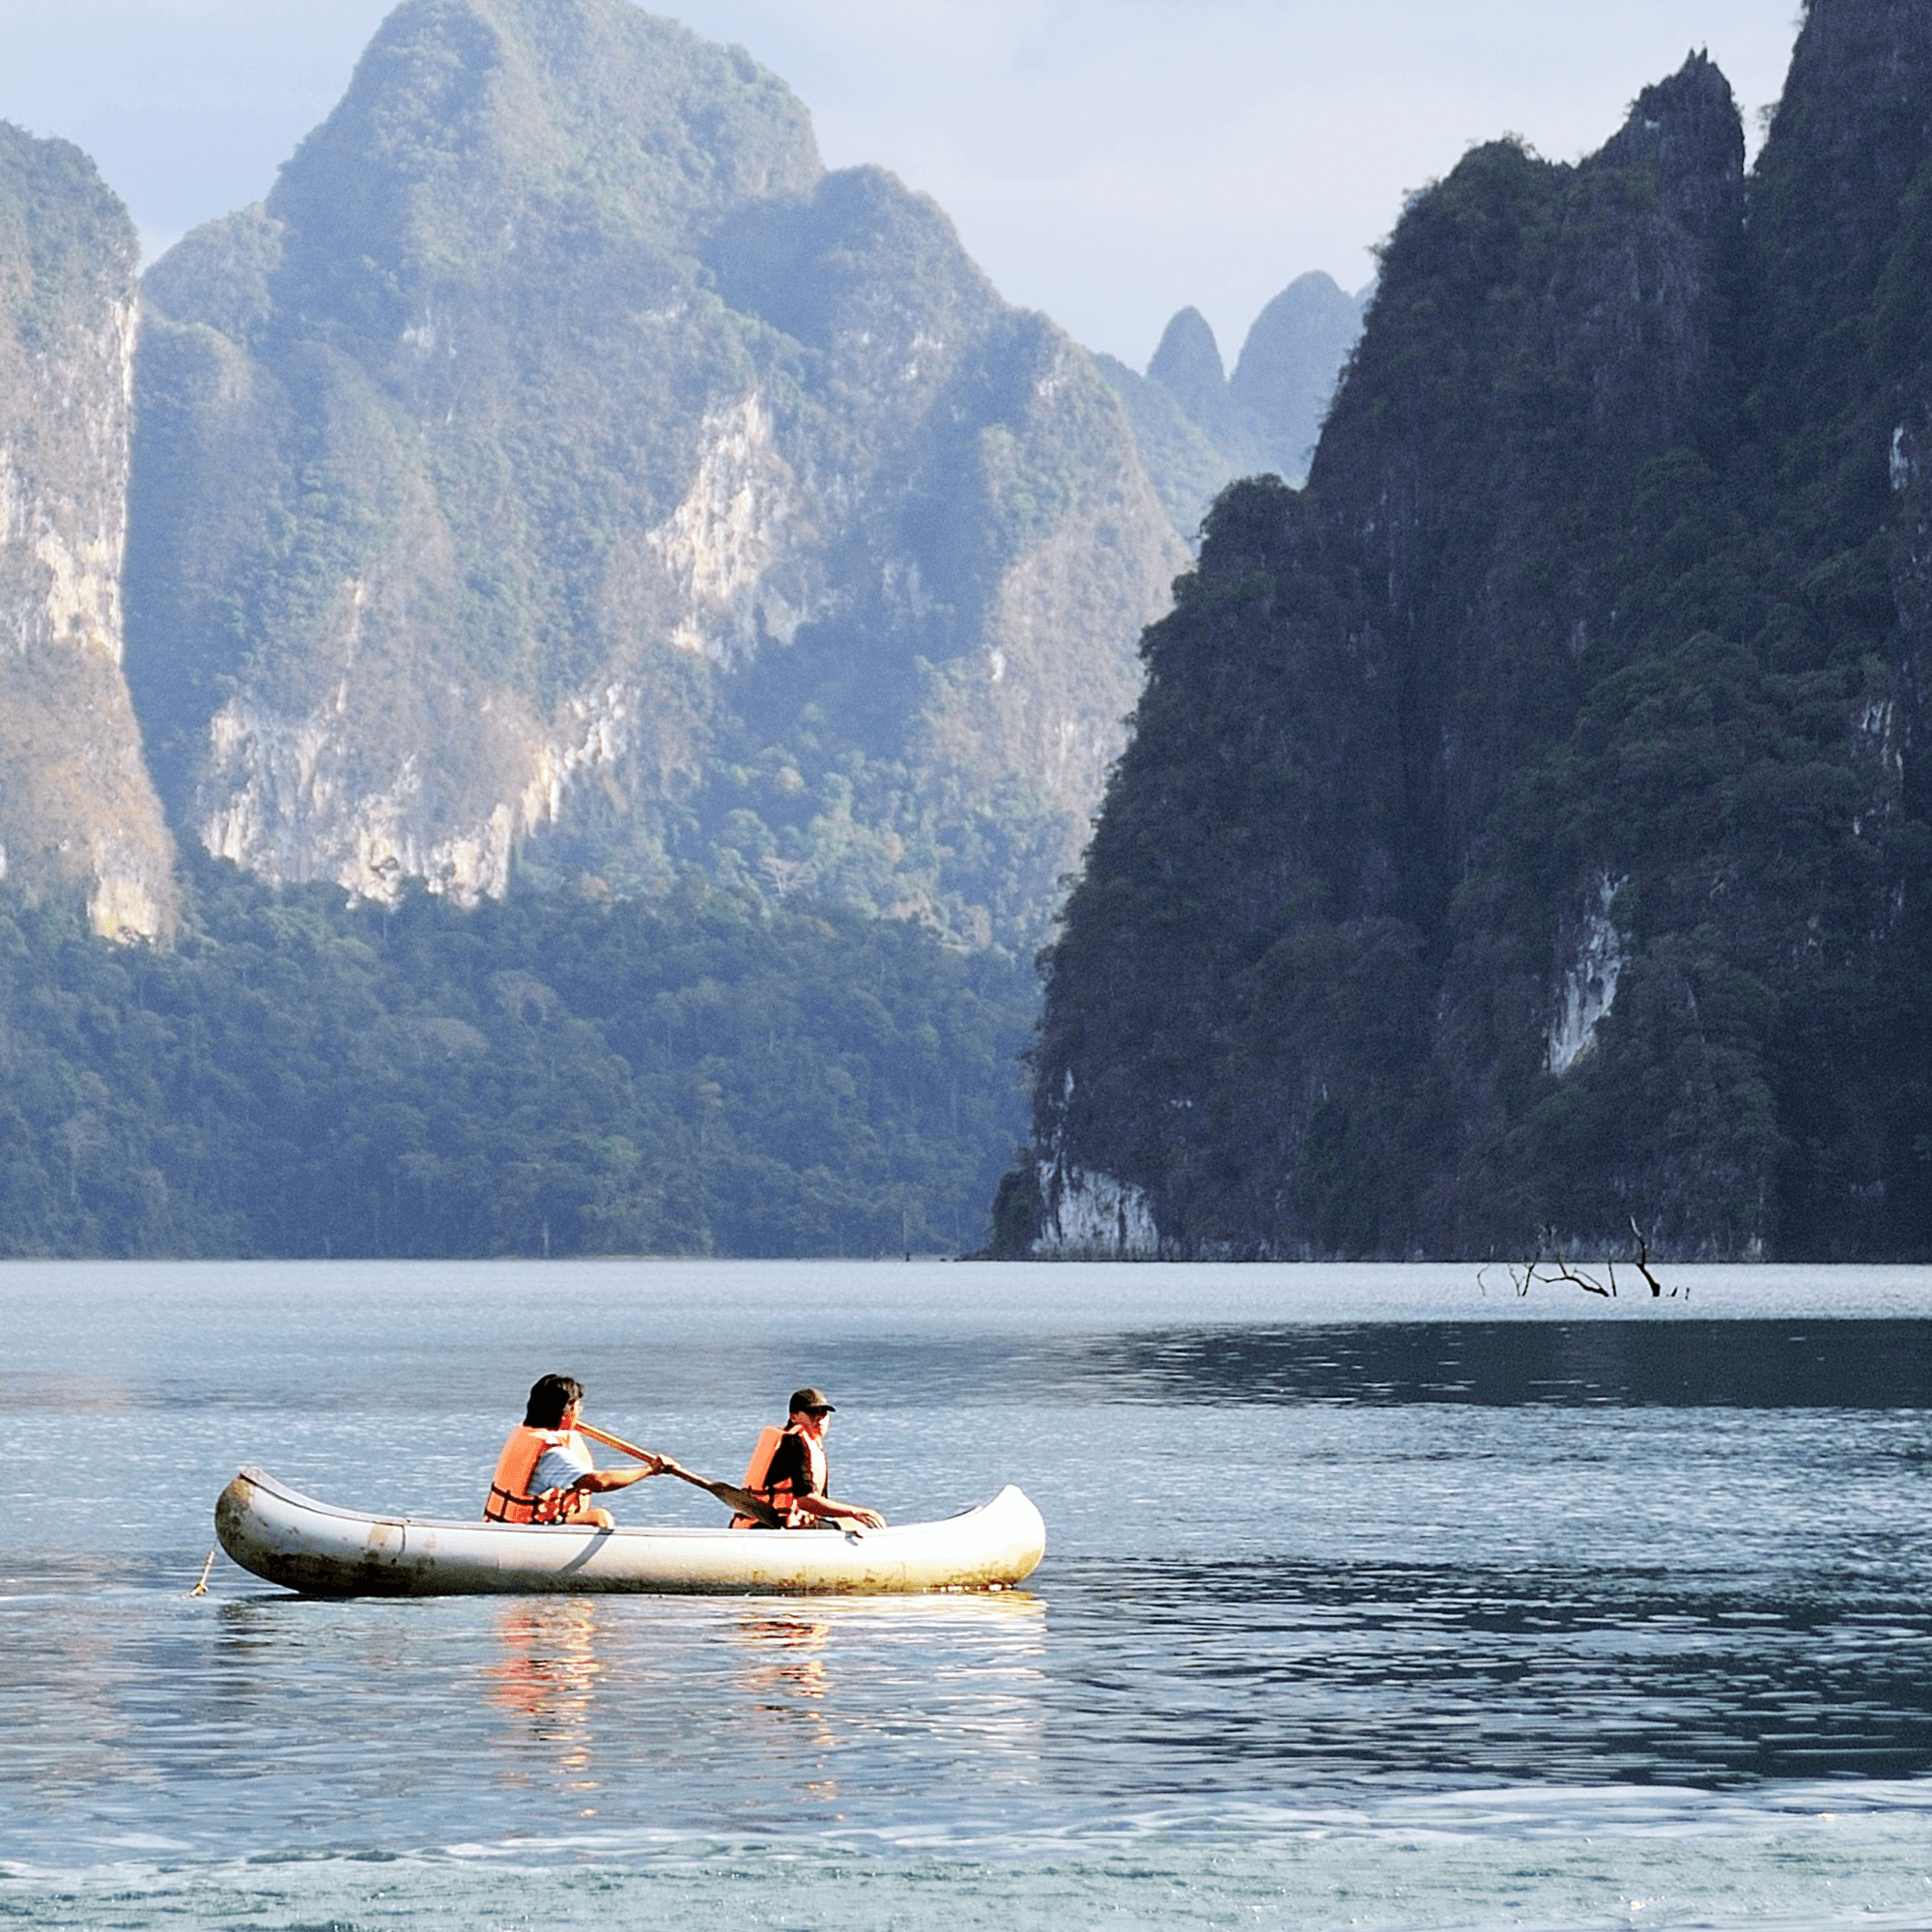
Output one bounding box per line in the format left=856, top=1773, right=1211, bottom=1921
left=736, top=1611, right=839, bottom=1787
left=1042, top=1555, right=1932, bottom=1790
left=488, top=1599, right=603, bottom=1806
left=1060, top=1318, right=1932, bottom=1408
left=729, top=1594, right=1051, bottom=1810
left=737, top=1612, right=833, bottom=1699
left=473, top=1594, right=1053, bottom=1824
left=610, top=1317, right=1932, bottom=1415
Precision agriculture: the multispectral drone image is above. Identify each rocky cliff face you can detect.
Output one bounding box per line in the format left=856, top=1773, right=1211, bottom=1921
left=0, top=126, right=173, bottom=940
left=1018, top=16, right=1932, bottom=1262
left=126, top=0, right=1181, bottom=949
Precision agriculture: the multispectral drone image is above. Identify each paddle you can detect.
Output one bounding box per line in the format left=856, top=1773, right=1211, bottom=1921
left=578, top=1419, right=786, bottom=1528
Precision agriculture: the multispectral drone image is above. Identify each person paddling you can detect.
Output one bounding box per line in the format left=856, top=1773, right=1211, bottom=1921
left=485, top=1374, right=664, bottom=1528
left=736, top=1387, right=886, bottom=1530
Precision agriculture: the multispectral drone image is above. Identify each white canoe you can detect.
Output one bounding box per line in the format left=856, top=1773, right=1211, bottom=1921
left=214, top=1466, right=1046, bottom=1597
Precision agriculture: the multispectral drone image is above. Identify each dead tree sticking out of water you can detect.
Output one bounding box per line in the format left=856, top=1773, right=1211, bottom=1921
left=1478, top=1219, right=1684, bottom=1300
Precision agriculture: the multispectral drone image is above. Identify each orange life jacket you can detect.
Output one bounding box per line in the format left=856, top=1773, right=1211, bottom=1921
left=732, top=1422, right=827, bottom=1527
left=484, top=1425, right=585, bottom=1522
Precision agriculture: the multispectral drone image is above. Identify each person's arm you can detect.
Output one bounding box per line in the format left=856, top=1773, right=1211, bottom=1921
left=533, top=1441, right=663, bottom=1510
left=570, top=1460, right=661, bottom=1495
left=781, top=1441, right=884, bottom=1529
left=791, top=1491, right=886, bottom=1530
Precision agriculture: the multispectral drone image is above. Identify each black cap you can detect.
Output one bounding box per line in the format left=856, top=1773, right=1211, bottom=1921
left=789, top=1386, right=836, bottom=1414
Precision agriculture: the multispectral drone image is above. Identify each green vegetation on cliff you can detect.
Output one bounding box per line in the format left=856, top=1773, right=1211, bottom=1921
left=1021, top=11, right=1932, bottom=1262
left=0, top=858, right=1030, bottom=1258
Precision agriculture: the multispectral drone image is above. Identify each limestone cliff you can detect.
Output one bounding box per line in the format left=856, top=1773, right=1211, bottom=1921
left=1018, top=32, right=1932, bottom=1261
left=126, top=0, right=1181, bottom=947
left=0, top=126, right=173, bottom=940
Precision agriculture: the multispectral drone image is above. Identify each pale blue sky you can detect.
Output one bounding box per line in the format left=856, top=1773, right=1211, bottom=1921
left=0, top=0, right=1804, bottom=367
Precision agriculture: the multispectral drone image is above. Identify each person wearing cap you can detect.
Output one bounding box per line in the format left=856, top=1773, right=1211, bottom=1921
left=742, top=1387, right=886, bottom=1530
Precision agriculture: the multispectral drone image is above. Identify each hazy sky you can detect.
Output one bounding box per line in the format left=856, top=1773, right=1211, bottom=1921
left=0, top=1, right=1804, bottom=369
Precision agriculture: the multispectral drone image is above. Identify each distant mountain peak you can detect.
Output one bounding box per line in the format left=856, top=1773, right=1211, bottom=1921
left=1228, top=270, right=1367, bottom=481
left=1147, top=305, right=1226, bottom=412
left=260, top=0, right=823, bottom=345
left=1102, top=276, right=1370, bottom=535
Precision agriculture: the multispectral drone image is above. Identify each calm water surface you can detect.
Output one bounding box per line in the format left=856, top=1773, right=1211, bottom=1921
left=1, top=1260, right=1929, bottom=1929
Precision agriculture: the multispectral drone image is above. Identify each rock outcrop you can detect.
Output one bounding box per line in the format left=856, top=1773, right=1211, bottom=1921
left=126, top=0, right=1182, bottom=948
left=0, top=126, right=173, bottom=940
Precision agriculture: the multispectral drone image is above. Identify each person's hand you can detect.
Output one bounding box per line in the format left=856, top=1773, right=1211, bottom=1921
left=846, top=1507, right=886, bottom=1529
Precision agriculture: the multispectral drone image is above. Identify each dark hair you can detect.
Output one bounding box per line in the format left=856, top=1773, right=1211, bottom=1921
left=525, top=1374, right=583, bottom=1429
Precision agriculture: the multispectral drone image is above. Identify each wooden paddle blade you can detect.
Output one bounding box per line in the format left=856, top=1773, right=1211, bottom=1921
left=687, top=1473, right=786, bottom=1528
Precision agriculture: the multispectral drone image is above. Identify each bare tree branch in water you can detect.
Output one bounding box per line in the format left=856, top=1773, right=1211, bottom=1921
left=1477, top=1219, right=1683, bottom=1301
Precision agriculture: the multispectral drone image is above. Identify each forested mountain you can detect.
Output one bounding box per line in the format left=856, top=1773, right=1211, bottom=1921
left=0, top=857, right=1031, bottom=1257
left=127, top=0, right=1182, bottom=952
left=0, top=126, right=174, bottom=942
left=1098, top=272, right=1370, bottom=538
left=1009, top=1, right=1932, bottom=1263
left=0, top=0, right=1171, bottom=1258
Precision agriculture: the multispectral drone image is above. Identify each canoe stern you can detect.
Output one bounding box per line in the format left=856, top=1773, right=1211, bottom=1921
left=217, top=1467, right=428, bottom=1597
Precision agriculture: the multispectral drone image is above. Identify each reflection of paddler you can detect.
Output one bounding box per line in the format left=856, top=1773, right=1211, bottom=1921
left=739, top=1612, right=834, bottom=1701
left=733, top=1387, right=885, bottom=1529
left=490, top=1599, right=601, bottom=1718
left=488, top=1600, right=601, bottom=1790
left=485, top=1374, right=665, bottom=1527
left=734, top=1610, right=838, bottom=1757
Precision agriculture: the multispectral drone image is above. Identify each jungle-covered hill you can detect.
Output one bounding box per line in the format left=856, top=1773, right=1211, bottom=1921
left=0, top=852, right=1031, bottom=1258
left=1011, top=0, right=1932, bottom=1262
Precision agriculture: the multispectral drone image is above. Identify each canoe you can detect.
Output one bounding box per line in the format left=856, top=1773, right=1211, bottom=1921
left=214, top=1465, right=1046, bottom=1597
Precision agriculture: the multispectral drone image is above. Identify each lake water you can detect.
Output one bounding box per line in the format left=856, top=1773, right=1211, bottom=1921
left=2, top=1260, right=1929, bottom=1930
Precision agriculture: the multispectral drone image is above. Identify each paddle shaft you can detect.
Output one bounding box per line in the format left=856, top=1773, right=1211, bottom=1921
left=577, top=1419, right=785, bottom=1528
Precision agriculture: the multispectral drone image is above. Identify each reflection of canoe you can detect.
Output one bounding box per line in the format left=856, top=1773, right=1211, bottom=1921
left=214, top=1466, right=1047, bottom=1597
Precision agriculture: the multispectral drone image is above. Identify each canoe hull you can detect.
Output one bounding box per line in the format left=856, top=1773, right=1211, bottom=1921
left=214, top=1467, right=1046, bottom=1597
